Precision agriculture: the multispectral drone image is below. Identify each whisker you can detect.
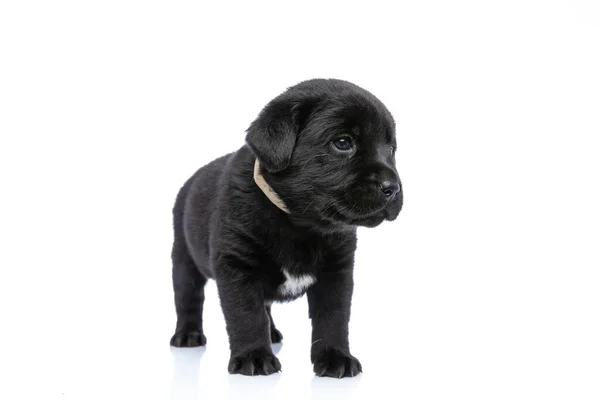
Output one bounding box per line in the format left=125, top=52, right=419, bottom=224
left=301, top=201, right=313, bottom=215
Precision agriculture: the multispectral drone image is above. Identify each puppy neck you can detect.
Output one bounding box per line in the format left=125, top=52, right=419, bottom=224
left=253, top=159, right=291, bottom=214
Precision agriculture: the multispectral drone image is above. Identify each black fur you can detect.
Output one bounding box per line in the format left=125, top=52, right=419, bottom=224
left=170, top=79, right=402, bottom=378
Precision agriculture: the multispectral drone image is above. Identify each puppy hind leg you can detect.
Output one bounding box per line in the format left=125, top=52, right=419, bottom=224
left=266, top=305, right=283, bottom=344
left=170, top=239, right=207, bottom=347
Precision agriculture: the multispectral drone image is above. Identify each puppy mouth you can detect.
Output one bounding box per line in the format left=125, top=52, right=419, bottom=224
left=316, top=190, right=402, bottom=227
left=352, top=213, right=387, bottom=227
left=321, top=201, right=388, bottom=227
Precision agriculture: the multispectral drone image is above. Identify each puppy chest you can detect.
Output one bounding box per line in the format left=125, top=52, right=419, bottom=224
left=277, top=270, right=316, bottom=297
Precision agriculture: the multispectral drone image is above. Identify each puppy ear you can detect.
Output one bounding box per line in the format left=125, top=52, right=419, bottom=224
left=246, top=97, right=313, bottom=173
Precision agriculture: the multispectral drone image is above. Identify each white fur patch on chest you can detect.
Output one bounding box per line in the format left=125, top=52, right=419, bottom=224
left=278, top=270, right=316, bottom=297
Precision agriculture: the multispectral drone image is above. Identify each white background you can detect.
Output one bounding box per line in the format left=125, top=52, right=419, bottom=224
left=1, top=1, right=599, bottom=399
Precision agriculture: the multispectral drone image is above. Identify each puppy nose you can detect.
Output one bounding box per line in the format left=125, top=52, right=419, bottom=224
left=380, top=180, right=400, bottom=199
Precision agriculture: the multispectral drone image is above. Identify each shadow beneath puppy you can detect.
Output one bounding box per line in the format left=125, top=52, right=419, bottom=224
left=310, top=374, right=363, bottom=400
left=226, top=371, right=281, bottom=400
left=168, top=342, right=284, bottom=400
left=168, top=346, right=206, bottom=400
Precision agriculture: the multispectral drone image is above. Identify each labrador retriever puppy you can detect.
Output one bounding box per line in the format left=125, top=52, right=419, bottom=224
left=170, top=78, right=402, bottom=378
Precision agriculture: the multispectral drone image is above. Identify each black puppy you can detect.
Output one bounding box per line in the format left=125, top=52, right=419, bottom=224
left=170, top=79, right=402, bottom=378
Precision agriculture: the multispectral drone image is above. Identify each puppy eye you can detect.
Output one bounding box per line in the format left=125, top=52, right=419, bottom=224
left=332, top=137, right=354, bottom=152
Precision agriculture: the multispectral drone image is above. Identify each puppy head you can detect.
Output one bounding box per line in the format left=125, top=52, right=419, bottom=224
left=246, top=79, right=402, bottom=229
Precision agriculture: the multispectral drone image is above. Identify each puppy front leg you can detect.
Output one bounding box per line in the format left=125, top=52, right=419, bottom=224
left=216, top=259, right=281, bottom=376
left=308, top=269, right=362, bottom=378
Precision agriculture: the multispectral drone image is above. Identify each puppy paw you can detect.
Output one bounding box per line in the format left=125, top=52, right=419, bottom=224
left=270, top=328, right=283, bottom=344
left=313, top=348, right=362, bottom=378
left=170, top=331, right=207, bottom=347
left=228, top=348, right=281, bottom=376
